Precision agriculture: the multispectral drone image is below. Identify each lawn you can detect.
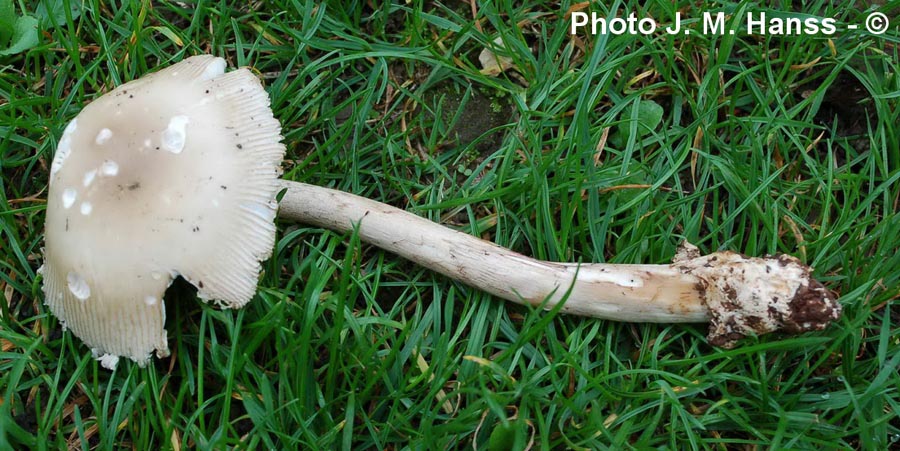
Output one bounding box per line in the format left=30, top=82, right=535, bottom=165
left=1, top=0, right=899, bottom=449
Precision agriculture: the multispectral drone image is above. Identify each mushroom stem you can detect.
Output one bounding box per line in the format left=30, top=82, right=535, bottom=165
left=277, top=181, right=841, bottom=347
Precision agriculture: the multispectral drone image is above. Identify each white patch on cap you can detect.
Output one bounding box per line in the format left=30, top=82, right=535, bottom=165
left=143, top=139, right=152, bottom=148
left=100, top=160, right=119, bottom=176
left=62, top=188, right=77, bottom=209
left=200, top=58, right=227, bottom=81
left=144, top=295, right=158, bottom=306
left=63, top=119, right=77, bottom=135
left=66, top=271, right=91, bottom=301
left=98, top=353, right=119, bottom=370
left=95, top=128, right=113, bottom=145
left=50, top=118, right=78, bottom=183
left=161, top=115, right=190, bottom=154
left=80, top=201, right=93, bottom=215
left=83, top=169, right=97, bottom=187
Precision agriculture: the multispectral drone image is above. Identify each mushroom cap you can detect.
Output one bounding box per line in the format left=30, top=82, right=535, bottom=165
left=40, top=55, right=285, bottom=368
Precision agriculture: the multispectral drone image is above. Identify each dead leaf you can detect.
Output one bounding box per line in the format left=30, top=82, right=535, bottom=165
left=479, top=37, right=514, bottom=76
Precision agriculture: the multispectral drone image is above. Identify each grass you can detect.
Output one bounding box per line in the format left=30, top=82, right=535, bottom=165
left=1, top=0, right=899, bottom=449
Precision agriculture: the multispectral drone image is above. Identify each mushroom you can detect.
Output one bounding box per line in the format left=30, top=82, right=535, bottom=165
left=41, top=55, right=841, bottom=369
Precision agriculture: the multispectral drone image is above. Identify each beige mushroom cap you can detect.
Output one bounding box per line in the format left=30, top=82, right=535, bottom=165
left=40, top=55, right=285, bottom=368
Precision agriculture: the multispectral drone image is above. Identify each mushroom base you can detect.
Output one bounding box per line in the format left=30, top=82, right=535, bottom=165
left=673, top=242, right=842, bottom=348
